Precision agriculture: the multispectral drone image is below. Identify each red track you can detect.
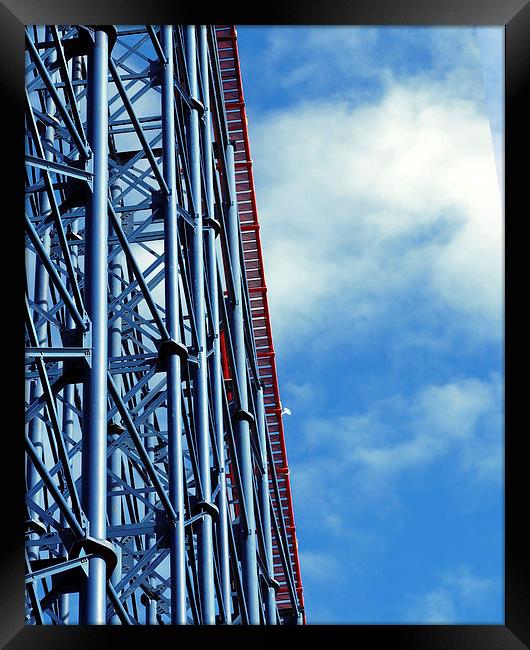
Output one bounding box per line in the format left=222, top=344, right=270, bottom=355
left=215, top=25, right=305, bottom=621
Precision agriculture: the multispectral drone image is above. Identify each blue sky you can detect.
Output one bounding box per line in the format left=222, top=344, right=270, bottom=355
left=237, top=26, right=504, bottom=624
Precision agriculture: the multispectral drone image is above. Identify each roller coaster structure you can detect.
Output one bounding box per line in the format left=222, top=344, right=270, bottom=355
left=24, top=24, right=305, bottom=625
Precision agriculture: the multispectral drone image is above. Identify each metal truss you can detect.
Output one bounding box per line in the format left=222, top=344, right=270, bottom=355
left=24, top=24, right=305, bottom=625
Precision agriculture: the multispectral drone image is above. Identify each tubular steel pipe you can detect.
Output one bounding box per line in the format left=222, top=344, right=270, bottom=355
left=24, top=23, right=304, bottom=627
left=107, top=201, right=169, bottom=340
left=80, top=28, right=109, bottom=625
left=24, top=28, right=90, bottom=160
left=201, top=25, right=232, bottom=624
left=189, top=23, right=215, bottom=625
left=256, top=386, right=277, bottom=624
left=226, top=141, right=260, bottom=624
left=59, top=52, right=83, bottom=627
left=27, top=28, right=55, bottom=563
left=108, top=58, right=169, bottom=196
left=161, top=24, right=187, bottom=625
left=145, top=414, right=158, bottom=625
left=24, top=213, right=86, bottom=332
left=108, top=181, right=123, bottom=624
left=24, top=87, right=85, bottom=315
left=25, top=433, right=85, bottom=539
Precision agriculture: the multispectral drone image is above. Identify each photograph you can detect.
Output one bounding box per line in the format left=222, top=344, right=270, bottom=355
left=11, top=2, right=528, bottom=647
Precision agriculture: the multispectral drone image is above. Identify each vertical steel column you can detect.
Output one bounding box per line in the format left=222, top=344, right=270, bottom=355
left=161, top=24, right=187, bottom=625
left=80, top=28, right=109, bottom=625
left=201, top=25, right=232, bottom=624
left=108, top=180, right=123, bottom=624
left=59, top=53, right=83, bottom=626
left=145, top=413, right=158, bottom=625
left=188, top=23, right=215, bottom=624
left=226, top=141, right=260, bottom=623
left=257, top=386, right=277, bottom=624
left=27, top=28, right=55, bottom=562
left=25, top=47, right=34, bottom=470
left=60, top=378, right=74, bottom=625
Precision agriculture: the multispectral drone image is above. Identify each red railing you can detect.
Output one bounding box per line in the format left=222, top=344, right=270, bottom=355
left=215, top=25, right=305, bottom=622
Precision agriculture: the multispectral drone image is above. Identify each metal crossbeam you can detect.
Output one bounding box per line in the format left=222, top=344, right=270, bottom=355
left=25, top=24, right=304, bottom=626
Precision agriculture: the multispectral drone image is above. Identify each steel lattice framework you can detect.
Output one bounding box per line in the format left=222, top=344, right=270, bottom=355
left=24, top=24, right=305, bottom=625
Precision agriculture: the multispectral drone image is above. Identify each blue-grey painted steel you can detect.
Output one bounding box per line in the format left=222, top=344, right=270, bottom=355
left=24, top=213, right=86, bottom=332
left=256, top=387, right=277, bottom=624
left=201, top=25, right=232, bottom=624
left=80, top=28, right=109, bottom=625
left=25, top=433, right=85, bottom=538
left=226, top=141, right=260, bottom=624
left=109, top=181, right=123, bottom=625
left=27, top=31, right=55, bottom=562
left=25, top=29, right=90, bottom=160
left=188, top=23, right=215, bottom=625
left=161, top=25, right=187, bottom=625
left=145, top=414, right=158, bottom=625
left=24, top=24, right=303, bottom=626
left=59, top=52, right=83, bottom=627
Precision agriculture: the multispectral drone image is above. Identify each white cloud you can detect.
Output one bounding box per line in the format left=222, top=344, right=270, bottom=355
left=475, top=27, right=504, bottom=195
left=290, top=460, right=349, bottom=536
left=262, top=27, right=381, bottom=90
left=299, top=550, right=343, bottom=582
left=290, top=374, right=503, bottom=528
left=257, top=27, right=484, bottom=104
left=251, top=73, right=502, bottom=354
left=239, top=26, right=503, bottom=624
left=442, top=565, right=495, bottom=603
left=404, top=589, right=456, bottom=623
left=402, top=564, right=497, bottom=623
left=283, top=379, right=323, bottom=410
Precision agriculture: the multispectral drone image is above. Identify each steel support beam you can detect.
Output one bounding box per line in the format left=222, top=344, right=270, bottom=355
left=161, top=24, right=187, bottom=625
left=202, top=25, right=232, bottom=624
left=226, top=141, right=260, bottom=624
left=257, top=386, right=277, bottom=624
left=59, top=52, right=83, bottom=627
left=188, top=23, right=215, bottom=624
left=108, top=180, right=123, bottom=624
left=145, top=414, right=158, bottom=625
left=24, top=23, right=305, bottom=626
left=80, top=28, right=109, bottom=625
left=27, top=28, right=55, bottom=563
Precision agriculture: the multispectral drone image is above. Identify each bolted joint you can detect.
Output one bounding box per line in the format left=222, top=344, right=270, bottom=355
left=66, top=223, right=82, bottom=241
left=190, top=96, right=205, bottom=116
left=64, top=25, right=117, bottom=59
left=108, top=421, right=125, bottom=436
left=233, top=408, right=255, bottom=430
left=191, top=499, right=220, bottom=521
left=156, top=338, right=188, bottom=370
left=151, top=189, right=165, bottom=208
left=155, top=509, right=177, bottom=548
left=140, top=585, right=161, bottom=606
left=82, top=25, right=118, bottom=53
left=149, top=60, right=162, bottom=87
left=204, top=215, right=221, bottom=235
left=68, top=534, right=118, bottom=579
left=25, top=518, right=47, bottom=537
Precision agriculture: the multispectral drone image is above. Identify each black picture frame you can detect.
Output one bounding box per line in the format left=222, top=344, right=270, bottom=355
left=7, top=0, right=528, bottom=647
